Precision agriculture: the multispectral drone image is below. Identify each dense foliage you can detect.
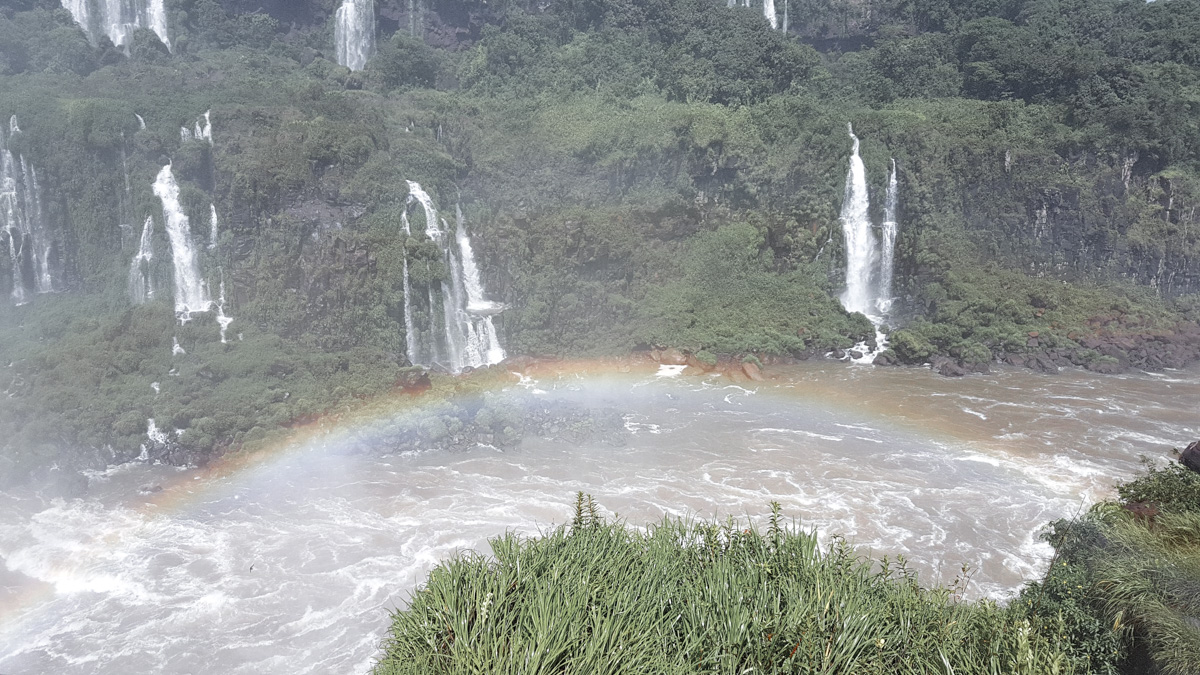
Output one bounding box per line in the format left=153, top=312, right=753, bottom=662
left=0, top=0, right=1198, bottom=481
left=375, top=500, right=1079, bottom=674
left=1019, top=461, right=1200, bottom=675
left=378, top=460, right=1200, bottom=675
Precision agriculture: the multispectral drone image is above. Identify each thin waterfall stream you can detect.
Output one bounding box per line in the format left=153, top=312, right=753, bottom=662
left=400, top=181, right=505, bottom=372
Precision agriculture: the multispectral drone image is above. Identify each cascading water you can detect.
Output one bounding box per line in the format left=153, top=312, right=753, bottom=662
left=215, top=270, right=233, bottom=343
left=877, top=159, right=899, bottom=315
left=400, top=182, right=505, bottom=373
left=400, top=211, right=419, bottom=367
left=335, top=0, right=376, bottom=71
left=180, top=111, right=212, bottom=145
left=1, top=117, right=55, bottom=303
left=60, top=0, right=171, bottom=52
left=129, top=215, right=155, bottom=304
left=208, top=203, right=219, bottom=249
left=455, top=205, right=502, bottom=316
left=837, top=124, right=891, bottom=364
left=152, top=165, right=212, bottom=321
left=839, top=123, right=877, bottom=318
left=763, top=0, right=778, bottom=29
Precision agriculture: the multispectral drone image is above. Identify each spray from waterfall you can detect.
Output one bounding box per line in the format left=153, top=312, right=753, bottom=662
left=2, top=117, right=55, bottom=303
left=61, top=0, right=171, bottom=52
left=335, top=0, right=376, bottom=71
left=153, top=165, right=211, bottom=321
left=400, top=182, right=505, bottom=373
left=877, top=159, right=899, bottom=315
left=129, top=215, right=155, bottom=304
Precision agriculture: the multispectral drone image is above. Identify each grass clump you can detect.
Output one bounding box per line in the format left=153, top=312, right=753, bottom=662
left=375, top=500, right=1076, bottom=674
left=1024, top=460, right=1200, bottom=675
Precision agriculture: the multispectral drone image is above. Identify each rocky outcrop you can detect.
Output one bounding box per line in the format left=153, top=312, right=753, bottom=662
left=1181, top=440, right=1200, bottom=475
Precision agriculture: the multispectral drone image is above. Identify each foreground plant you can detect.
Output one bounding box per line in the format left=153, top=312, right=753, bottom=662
left=374, top=499, right=1076, bottom=674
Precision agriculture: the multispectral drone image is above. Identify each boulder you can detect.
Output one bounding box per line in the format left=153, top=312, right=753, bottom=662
left=1030, top=354, right=1059, bottom=373
left=1180, top=441, right=1200, bottom=474
left=873, top=350, right=898, bottom=366
left=932, top=356, right=966, bottom=377
left=395, top=368, right=432, bottom=393
left=1085, top=358, right=1125, bottom=375
left=685, top=354, right=716, bottom=372
left=659, top=348, right=687, bottom=366
left=742, top=361, right=765, bottom=381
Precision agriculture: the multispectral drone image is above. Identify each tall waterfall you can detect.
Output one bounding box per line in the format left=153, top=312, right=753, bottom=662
left=1, top=117, right=55, bottom=303
left=763, top=0, right=778, bottom=29
left=61, top=0, right=172, bottom=52
left=400, top=212, right=419, bottom=367
left=152, top=165, right=211, bottom=321
left=129, top=215, right=155, bottom=304
left=335, top=0, right=376, bottom=72
left=877, top=159, right=899, bottom=315
left=400, top=182, right=505, bottom=373
left=838, top=123, right=878, bottom=318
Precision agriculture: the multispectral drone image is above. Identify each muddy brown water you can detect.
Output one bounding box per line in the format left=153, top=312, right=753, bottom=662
left=0, top=363, right=1196, bottom=673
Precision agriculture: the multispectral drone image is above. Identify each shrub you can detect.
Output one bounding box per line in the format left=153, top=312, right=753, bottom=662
left=375, top=502, right=1074, bottom=674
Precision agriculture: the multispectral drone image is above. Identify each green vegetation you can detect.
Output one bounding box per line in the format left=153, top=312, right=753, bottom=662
left=378, top=463, right=1200, bottom=674
left=1019, top=462, right=1200, bottom=675
left=375, top=499, right=1078, bottom=674
left=0, top=0, right=1198, bottom=480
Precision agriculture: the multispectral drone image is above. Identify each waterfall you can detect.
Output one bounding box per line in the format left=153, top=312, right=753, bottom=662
left=400, top=211, right=419, bottom=366
left=839, top=123, right=878, bottom=318
left=837, top=124, right=890, bottom=365
left=763, top=0, right=778, bottom=29
left=135, top=114, right=146, bottom=130
left=152, top=165, right=212, bottom=321
left=405, top=180, right=440, bottom=239
left=208, top=203, right=219, bottom=249
left=400, top=182, right=505, bottom=373
left=215, top=270, right=233, bottom=343
left=61, top=0, right=171, bottom=52
left=335, top=0, right=376, bottom=72
left=181, top=111, right=212, bottom=145
left=129, top=215, right=155, bottom=304
left=877, top=159, right=899, bottom=315
left=145, top=0, right=170, bottom=52
left=455, top=205, right=502, bottom=316
left=2, top=117, right=55, bottom=303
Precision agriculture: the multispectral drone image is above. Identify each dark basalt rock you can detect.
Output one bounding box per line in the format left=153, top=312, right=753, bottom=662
left=1180, top=441, right=1200, bottom=475
left=932, top=356, right=967, bottom=377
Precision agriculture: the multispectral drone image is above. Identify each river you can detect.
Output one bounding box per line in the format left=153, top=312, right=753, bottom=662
left=1, top=362, right=1196, bottom=673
